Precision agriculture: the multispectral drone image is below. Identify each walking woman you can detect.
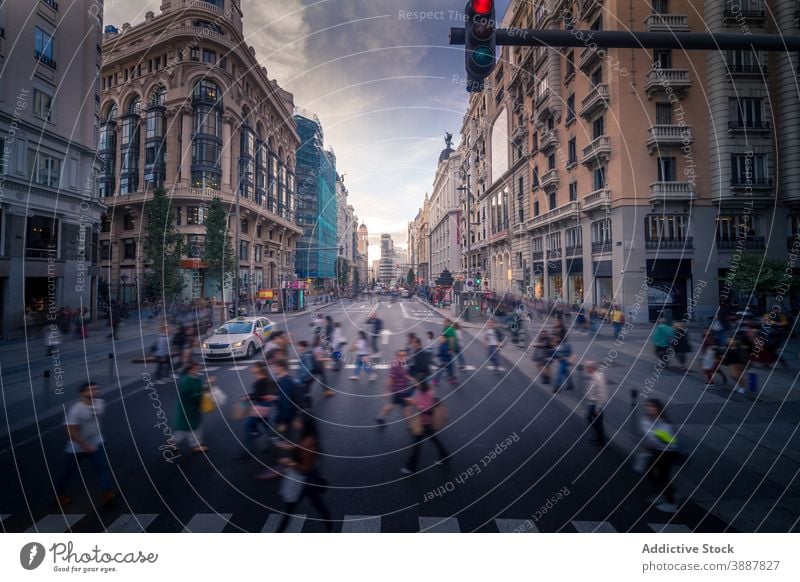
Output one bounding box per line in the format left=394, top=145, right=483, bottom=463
left=276, top=414, right=333, bottom=532
left=349, top=330, right=376, bottom=381
left=639, top=399, right=681, bottom=514
left=173, top=361, right=211, bottom=453
left=401, top=378, right=449, bottom=474
left=721, top=336, right=747, bottom=394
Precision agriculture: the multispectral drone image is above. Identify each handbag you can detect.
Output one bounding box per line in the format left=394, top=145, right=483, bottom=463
left=407, top=413, right=423, bottom=436
left=201, top=391, right=216, bottom=414
left=432, top=398, right=449, bottom=431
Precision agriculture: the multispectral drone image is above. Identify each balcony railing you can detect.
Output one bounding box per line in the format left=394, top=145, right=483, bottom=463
left=645, top=68, right=692, bottom=96
left=535, top=87, right=551, bottom=108
left=723, top=8, right=766, bottom=24
left=645, top=237, right=694, bottom=250
left=565, top=245, right=583, bottom=256
left=581, top=135, right=611, bottom=167
left=649, top=181, right=696, bottom=202
left=579, top=45, right=602, bottom=73
left=644, top=13, right=689, bottom=32
left=582, top=188, right=611, bottom=212
left=646, top=124, right=693, bottom=151
left=726, top=63, right=768, bottom=76
left=728, top=120, right=771, bottom=133
left=532, top=251, right=544, bottom=261
left=546, top=249, right=562, bottom=260
left=717, top=237, right=765, bottom=250
left=730, top=177, right=774, bottom=190
left=512, top=124, right=528, bottom=142
left=578, top=0, right=604, bottom=22
left=34, top=50, right=57, bottom=69
left=529, top=201, right=581, bottom=229
left=42, top=0, right=59, bottom=10
left=541, top=168, right=559, bottom=191
left=540, top=129, right=559, bottom=152
left=26, top=248, right=58, bottom=259
left=579, top=83, right=610, bottom=119
left=592, top=241, right=612, bottom=254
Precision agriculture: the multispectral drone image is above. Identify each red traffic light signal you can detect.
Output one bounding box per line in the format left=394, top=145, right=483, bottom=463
left=472, top=0, right=493, bottom=15
left=465, top=0, right=496, bottom=92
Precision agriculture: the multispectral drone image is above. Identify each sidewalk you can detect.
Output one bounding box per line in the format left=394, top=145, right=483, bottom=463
left=419, top=298, right=800, bottom=531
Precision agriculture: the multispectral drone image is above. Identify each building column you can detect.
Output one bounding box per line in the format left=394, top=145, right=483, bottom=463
left=222, top=115, right=233, bottom=190
left=180, top=107, right=192, bottom=187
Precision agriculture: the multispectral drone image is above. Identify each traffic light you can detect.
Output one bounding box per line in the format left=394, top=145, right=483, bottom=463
left=474, top=276, right=482, bottom=287
left=465, top=0, right=496, bottom=92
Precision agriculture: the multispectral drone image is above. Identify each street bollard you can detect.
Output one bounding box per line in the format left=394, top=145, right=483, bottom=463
left=108, top=353, right=115, bottom=383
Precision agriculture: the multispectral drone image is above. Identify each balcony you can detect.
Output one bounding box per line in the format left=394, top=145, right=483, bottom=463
left=532, top=251, right=544, bottom=261
left=581, top=135, right=611, bottom=167
left=730, top=177, right=774, bottom=192
left=646, top=124, right=694, bottom=152
left=645, top=237, right=694, bottom=250
left=726, top=63, right=768, bottom=79
left=592, top=241, right=612, bottom=254
left=535, top=88, right=559, bottom=121
left=579, top=83, right=610, bottom=119
left=539, top=129, right=559, bottom=152
left=582, top=188, right=611, bottom=212
left=717, top=237, right=765, bottom=250
left=541, top=168, right=559, bottom=191
left=578, top=45, right=603, bottom=74
left=42, top=0, right=59, bottom=10
left=723, top=8, right=766, bottom=26
left=644, top=13, right=690, bottom=32
left=512, top=124, right=528, bottom=143
left=533, top=47, right=548, bottom=71
left=34, top=50, right=57, bottom=69
left=546, top=249, right=562, bottom=260
left=649, top=181, right=697, bottom=203
left=534, top=87, right=551, bottom=109
left=728, top=120, right=771, bottom=136
left=529, top=201, right=581, bottom=230
left=578, top=0, right=604, bottom=21
left=645, top=68, right=692, bottom=97
left=565, top=245, right=583, bottom=256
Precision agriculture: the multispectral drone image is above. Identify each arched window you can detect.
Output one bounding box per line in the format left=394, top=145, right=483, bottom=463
left=255, top=129, right=267, bottom=205
left=191, top=80, right=223, bottom=189
left=202, top=0, right=224, bottom=8
left=286, top=163, right=295, bottom=222
left=278, top=160, right=287, bottom=217
left=238, top=112, right=255, bottom=200
left=99, top=104, right=117, bottom=198
left=120, top=97, right=140, bottom=195
left=268, top=144, right=278, bottom=213
left=144, top=87, right=166, bottom=189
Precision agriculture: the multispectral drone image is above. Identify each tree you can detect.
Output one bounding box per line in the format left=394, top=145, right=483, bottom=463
left=143, top=187, right=185, bottom=302
left=203, top=197, right=235, bottom=308
left=726, top=253, right=800, bottom=304
left=353, top=267, right=361, bottom=291
left=406, top=268, right=415, bottom=287
left=336, top=256, right=350, bottom=288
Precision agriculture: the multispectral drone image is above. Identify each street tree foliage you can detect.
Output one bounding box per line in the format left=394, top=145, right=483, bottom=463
left=203, top=197, right=235, bottom=302
left=336, top=256, right=350, bottom=288
left=727, top=253, right=800, bottom=300
left=407, top=268, right=415, bottom=287
left=143, top=187, right=185, bottom=301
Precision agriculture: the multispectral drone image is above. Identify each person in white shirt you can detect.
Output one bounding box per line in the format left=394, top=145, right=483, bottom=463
left=484, top=319, right=502, bottom=372
left=55, top=382, right=115, bottom=507
left=584, top=361, right=608, bottom=445
left=331, top=322, right=347, bottom=372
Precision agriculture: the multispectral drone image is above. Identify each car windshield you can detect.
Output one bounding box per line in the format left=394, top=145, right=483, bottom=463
left=215, top=322, right=253, bottom=335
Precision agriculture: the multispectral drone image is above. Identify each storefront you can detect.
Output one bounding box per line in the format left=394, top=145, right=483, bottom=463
left=593, top=260, right=613, bottom=307
left=647, top=259, right=691, bottom=322
left=281, top=280, right=307, bottom=312
left=546, top=259, right=562, bottom=300
left=566, top=258, right=583, bottom=305
left=531, top=262, right=544, bottom=298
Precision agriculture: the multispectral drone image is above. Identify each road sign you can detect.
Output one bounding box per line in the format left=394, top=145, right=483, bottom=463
left=466, top=278, right=475, bottom=288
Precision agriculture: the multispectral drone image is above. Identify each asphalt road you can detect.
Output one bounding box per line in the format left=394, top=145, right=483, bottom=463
left=0, top=298, right=731, bottom=533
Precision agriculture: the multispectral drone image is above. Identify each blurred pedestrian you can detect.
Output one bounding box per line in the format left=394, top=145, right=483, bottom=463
left=652, top=317, right=674, bottom=362
left=349, top=330, right=376, bottom=381
left=401, top=378, right=449, bottom=474
left=584, top=361, right=608, bottom=445
left=639, top=399, right=681, bottom=514
left=237, top=361, right=277, bottom=458
left=331, top=322, right=347, bottom=372
left=55, top=382, right=115, bottom=507
left=376, top=349, right=413, bottom=425
left=435, top=335, right=457, bottom=385
left=152, top=325, right=171, bottom=384
left=672, top=322, right=691, bottom=371
left=173, top=361, right=211, bottom=453
left=484, top=319, right=503, bottom=372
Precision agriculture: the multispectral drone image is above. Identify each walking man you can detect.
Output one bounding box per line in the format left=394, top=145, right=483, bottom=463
left=584, top=361, right=608, bottom=445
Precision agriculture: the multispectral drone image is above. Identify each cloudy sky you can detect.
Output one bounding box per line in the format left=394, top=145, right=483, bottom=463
left=105, top=0, right=510, bottom=262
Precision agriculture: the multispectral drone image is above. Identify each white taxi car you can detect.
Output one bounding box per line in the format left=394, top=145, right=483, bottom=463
left=201, top=316, right=274, bottom=360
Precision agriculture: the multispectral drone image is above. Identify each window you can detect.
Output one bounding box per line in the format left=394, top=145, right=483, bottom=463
left=728, top=50, right=763, bottom=72
left=533, top=199, right=540, bottom=216
left=175, top=207, right=182, bottom=226
left=190, top=46, right=200, bottom=62
left=202, top=49, right=216, bottom=64
left=646, top=214, right=688, bottom=240
left=569, top=181, right=578, bottom=201
left=532, top=237, right=543, bottom=255
left=592, top=116, right=605, bottom=139
left=99, top=105, right=117, bottom=197
left=123, top=212, right=135, bottom=230
left=716, top=215, right=758, bottom=242
left=192, top=81, right=223, bottom=189
left=548, top=191, right=556, bottom=210
left=254, top=245, right=263, bottom=263
left=187, top=235, right=205, bottom=258
left=657, top=157, right=676, bottom=181
left=593, top=166, right=607, bottom=190
left=33, top=89, right=54, bottom=122
left=591, top=15, right=603, bottom=31
left=652, top=0, right=668, bottom=13
left=101, top=215, right=111, bottom=233
left=100, top=240, right=111, bottom=261
left=567, top=138, right=577, bottom=165
left=145, top=87, right=166, bottom=189
left=566, top=93, right=575, bottom=122
left=120, top=97, right=141, bottom=194
left=732, top=97, right=764, bottom=128
left=546, top=232, right=562, bottom=254
left=241, top=218, right=249, bottom=235
left=565, top=226, right=582, bottom=248
left=590, top=67, right=603, bottom=86
left=28, top=150, right=62, bottom=188
left=186, top=206, right=208, bottom=225
left=565, top=50, right=575, bottom=79
left=0, top=138, right=4, bottom=175
left=239, top=240, right=249, bottom=261
left=732, top=153, right=769, bottom=185
left=532, top=166, right=540, bottom=189
left=34, top=27, right=55, bottom=67
left=239, top=124, right=255, bottom=199
left=654, top=49, right=672, bottom=69
left=26, top=216, right=59, bottom=257
left=123, top=239, right=136, bottom=261
left=591, top=219, right=612, bottom=243
left=656, top=103, right=673, bottom=125
left=548, top=153, right=556, bottom=170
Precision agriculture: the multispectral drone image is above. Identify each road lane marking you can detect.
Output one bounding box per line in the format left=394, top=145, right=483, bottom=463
left=571, top=520, right=617, bottom=533
left=262, top=513, right=306, bottom=532
left=27, top=514, right=85, bottom=533
left=648, top=523, right=691, bottom=533
left=182, top=513, right=232, bottom=532
left=341, top=515, right=381, bottom=533
left=106, top=513, right=159, bottom=533
left=496, top=518, right=539, bottom=532
left=419, top=517, right=460, bottom=532
left=229, top=365, right=249, bottom=371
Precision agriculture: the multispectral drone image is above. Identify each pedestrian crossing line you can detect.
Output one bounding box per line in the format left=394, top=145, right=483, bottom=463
left=262, top=513, right=306, bottom=533
left=106, top=513, right=159, bottom=533
left=341, top=515, right=381, bottom=533
left=496, top=518, right=539, bottom=533
left=649, top=523, right=691, bottom=533
left=0, top=514, right=10, bottom=524
left=182, top=513, right=232, bottom=533
left=229, top=365, right=250, bottom=372
left=203, top=366, right=220, bottom=372
left=27, top=514, right=85, bottom=533
left=572, top=520, right=617, bottom=533
left=461, top=365, right=477, bottom=371
left=419, top=517, right=460, bottom=532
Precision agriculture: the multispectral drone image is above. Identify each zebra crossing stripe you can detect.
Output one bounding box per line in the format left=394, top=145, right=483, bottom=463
left=461, top=365, right=477, bottom=371
left=0, top=514, right=10, bottom=525
left=262, top=513, right=306, bottom=533
left=26, top=514, right=85, bottom=533
left=496, top=518, right=539, bottom=533
left=229, top=365, right=250, bottom=371
left=648, top=523, right=691, bottom=533
left=341, top=515, right=381, bottom=533
left=571, top=520, right=617, bottom=533
left=203, top=366, right=220, bottom=372
left=419, top=517, right=460, bottom=532
left=182, top=513, right=232, bottom=533
left=106, top=513, right=159, bottom=533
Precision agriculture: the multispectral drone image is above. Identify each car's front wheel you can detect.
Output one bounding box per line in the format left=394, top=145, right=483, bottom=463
left=245, top=342, right=255, bottom=359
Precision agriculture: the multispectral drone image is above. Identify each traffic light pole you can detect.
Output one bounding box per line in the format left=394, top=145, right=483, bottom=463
left=450, top=28, right=800, bottom=52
